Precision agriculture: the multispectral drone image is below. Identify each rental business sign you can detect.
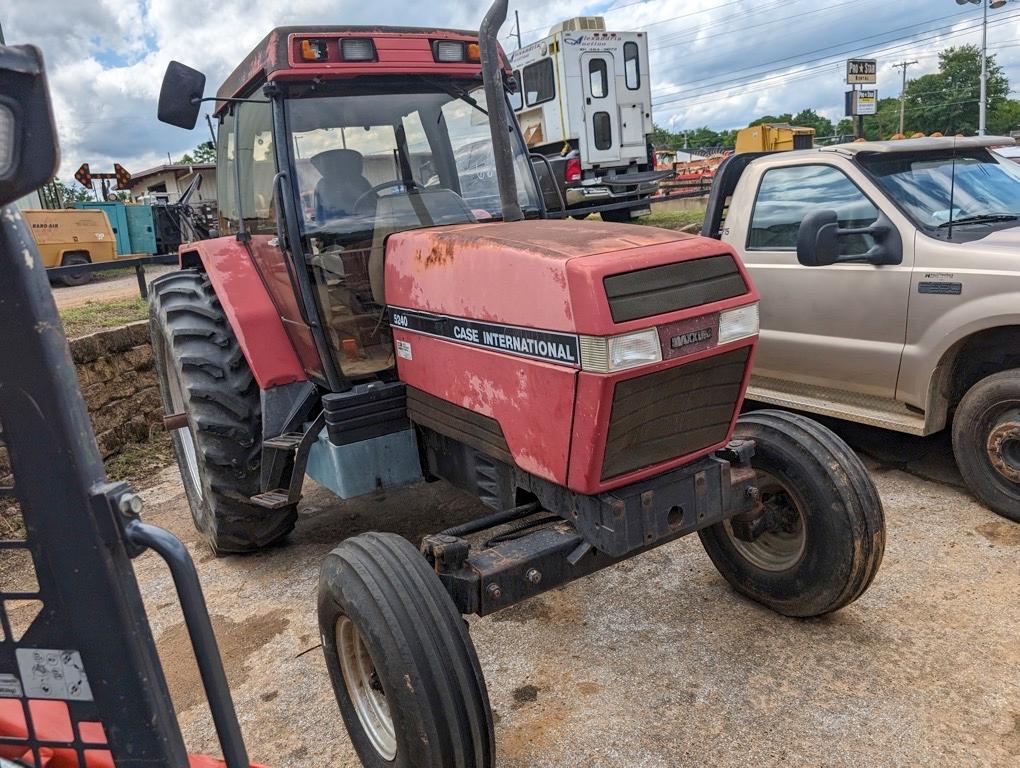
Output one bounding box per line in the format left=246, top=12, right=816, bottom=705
left=846, top=59, right=877, bottom=85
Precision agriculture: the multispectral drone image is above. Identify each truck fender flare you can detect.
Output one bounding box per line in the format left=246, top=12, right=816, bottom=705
left=177, top=238, right=307, bottom=389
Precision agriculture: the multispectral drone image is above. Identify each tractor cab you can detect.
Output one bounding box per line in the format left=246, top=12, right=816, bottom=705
left=161, top=26, right=542, bottom=384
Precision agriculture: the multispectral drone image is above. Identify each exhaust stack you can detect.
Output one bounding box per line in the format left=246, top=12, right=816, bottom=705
left=479, top=0, right=524, bottom=222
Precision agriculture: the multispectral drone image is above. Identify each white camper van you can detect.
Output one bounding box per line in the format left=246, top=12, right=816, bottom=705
left=508, top=16, right=666, bottom=221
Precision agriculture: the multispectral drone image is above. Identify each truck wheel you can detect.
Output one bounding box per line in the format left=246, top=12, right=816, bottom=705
left=699, top=410, right=885, bottom=617
left=319, top=532, right=494, bottom=768
left=952, top=370, right=1020, bottom=522
left=59, top=253, right=92, bottom=287
left=149, top=269, right=295, bottom=554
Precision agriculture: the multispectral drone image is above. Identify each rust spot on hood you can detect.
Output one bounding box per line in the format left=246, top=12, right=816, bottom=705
left=416, top=237, right=456, bottom=268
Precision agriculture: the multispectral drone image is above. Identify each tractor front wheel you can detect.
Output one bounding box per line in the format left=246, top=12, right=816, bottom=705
left=699, top=410, right=885, bottom=617
left=319, top=532, right=494, bottom=768
left=150, top=269, right=295, bottom=554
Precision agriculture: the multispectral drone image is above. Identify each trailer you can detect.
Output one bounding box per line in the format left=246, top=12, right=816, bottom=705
left=508, top=16, right=668, bottom=222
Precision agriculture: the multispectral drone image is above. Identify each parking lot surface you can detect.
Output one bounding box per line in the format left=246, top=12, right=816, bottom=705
left=132, top=419, right=1019, bottom=768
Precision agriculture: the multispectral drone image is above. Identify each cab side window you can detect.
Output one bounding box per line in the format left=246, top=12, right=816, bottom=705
left=749, top=165, right=878, bottom=253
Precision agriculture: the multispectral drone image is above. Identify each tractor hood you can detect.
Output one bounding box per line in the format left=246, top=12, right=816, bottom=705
left=383, top=219, right=746, bottom=336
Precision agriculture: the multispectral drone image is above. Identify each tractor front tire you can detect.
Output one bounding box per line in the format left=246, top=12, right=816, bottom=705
left=699, top=410, right=885, bottom=617
left=319, top=532, right=494, bottom=768
left=150, top=269, right=295, bottom=554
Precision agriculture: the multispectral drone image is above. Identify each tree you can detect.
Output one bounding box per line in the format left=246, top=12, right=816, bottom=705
left=50, top=178, right=95, bottom=206
left=901, top=45, right=1009, bottom=135
left=179, top=141, right=216, bottom=164
left=792, top=109, right=834, bottom=139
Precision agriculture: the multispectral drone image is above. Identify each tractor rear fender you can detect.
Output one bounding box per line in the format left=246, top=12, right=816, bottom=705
left=178, top=237, right=307, bottom=389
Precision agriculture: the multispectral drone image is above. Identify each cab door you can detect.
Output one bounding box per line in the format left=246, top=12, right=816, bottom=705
left=734, top=160, right=915, bottom=399
left=580, top=52, right=621, bottom=165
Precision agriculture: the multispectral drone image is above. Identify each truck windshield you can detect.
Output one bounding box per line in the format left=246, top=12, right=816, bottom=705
left=858, top=149, right=1020, bottom=231
left=284, top=81, right=541, bottom=381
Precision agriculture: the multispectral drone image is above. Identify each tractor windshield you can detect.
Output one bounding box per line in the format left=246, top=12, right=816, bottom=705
left=284, top=81, right=540, bottom=380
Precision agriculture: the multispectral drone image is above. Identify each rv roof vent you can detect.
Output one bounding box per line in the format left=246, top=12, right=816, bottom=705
left=549, top=16, right=607, bottom=35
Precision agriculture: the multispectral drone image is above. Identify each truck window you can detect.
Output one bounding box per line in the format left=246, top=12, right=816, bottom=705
left=748, top=165, right=878, bottom=252
left=523, top=58, right=554, bottom=107
left=509, top=70, right=523, bottom=111
left=624, top=42, right=640, bottom=90
left=589, top=59, right=608, bottom=99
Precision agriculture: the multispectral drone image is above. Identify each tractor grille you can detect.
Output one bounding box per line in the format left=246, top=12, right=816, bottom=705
left=601, top=346, right=750, bottom=480
left=603, top=254, right=747, bottom=323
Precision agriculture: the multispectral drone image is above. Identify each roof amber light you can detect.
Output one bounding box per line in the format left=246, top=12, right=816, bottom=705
left=466, top=42, right=481, bottom=62
left=341, top=38, right=376, bottom=61
left=300, top=39, right=329, bottom=62
left=434, top=40, right=466, bottom=62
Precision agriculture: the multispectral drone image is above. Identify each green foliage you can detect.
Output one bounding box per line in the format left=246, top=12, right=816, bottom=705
left=179, top=141, right=216, bottom=165
left=655, top=44, right=1020, bottom=148
left=51, top=177, right=95, bottom=206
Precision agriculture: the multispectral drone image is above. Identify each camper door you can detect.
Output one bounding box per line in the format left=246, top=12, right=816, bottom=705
left=580, top=52, right=622, bottom=166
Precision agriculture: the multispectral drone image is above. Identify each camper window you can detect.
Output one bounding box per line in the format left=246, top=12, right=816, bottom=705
left=594, top=112, right=612, bottom=150
left=624, top=42, right=640, bottom=90
left=523, top=59, right=555, bottom=107
left=589, top=59, right=608, bottom=99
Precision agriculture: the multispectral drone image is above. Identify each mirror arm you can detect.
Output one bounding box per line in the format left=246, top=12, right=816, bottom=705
left=192, top=96, right=270, bottom=106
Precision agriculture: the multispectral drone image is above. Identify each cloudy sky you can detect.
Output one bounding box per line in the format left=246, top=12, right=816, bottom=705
left=5, top=0, right=1020, bottom=180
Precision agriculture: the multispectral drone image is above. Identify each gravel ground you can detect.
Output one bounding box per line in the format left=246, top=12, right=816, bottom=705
left=50, top=265, right=174, bottom=309
left=130, top=420, right=1019, bottom=768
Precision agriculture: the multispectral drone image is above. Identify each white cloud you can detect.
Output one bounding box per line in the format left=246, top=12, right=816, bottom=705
left=5, top=0, right=1020, bottom=179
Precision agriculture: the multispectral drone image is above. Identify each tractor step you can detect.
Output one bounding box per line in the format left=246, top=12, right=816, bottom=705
left=250, top=490, right=294, bottom=510
left=262, top=432, right=306, bottom=451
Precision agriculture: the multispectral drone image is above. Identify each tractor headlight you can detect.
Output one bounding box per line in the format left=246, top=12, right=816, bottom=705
left=341, top=38, right=376, bottom=61
left=0, top=102, right=15, bottom=179
left=433, top=40, right=467, bottom=62
left=718, top=303, right=759, bottom=344
left=580, top=328, right=662, bottom=373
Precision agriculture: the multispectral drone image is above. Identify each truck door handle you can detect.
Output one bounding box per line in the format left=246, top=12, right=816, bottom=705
left=586, top=97, right=591, bottom=105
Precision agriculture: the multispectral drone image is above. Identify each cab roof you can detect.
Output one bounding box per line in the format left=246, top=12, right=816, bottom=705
left=821, top=135, right=1016, bottom=155
left=217, top=25, right=484, bottom=109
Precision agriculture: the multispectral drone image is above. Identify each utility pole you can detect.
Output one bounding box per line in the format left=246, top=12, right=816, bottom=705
left=892, top=60, right=918, bottom=135
left=511, top=10, right=522, bottom=50
left=980, top=0, right=988, bottom=135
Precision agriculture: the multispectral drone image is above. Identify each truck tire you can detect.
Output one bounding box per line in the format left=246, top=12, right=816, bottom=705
left=952, top=370, right=1020, bottom=522
left=149, top=269, right=295, bottom=554
left=319, top=532, right=494, bottom=768
left=59, top=253, right=92, bottom=287
left=699, top=410, right=885, bottom=617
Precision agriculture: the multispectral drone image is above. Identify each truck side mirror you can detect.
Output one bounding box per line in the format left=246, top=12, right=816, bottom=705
left=0, top=45, right=60, bottom=207
left=158, top=61, right=207, bottom=130
left=797, top=209, right=902, bottom=267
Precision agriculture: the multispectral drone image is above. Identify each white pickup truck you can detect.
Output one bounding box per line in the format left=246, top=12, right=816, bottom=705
left=702, top=136, right=1020, bottom=522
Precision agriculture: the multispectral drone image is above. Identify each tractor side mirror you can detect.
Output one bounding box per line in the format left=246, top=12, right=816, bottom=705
left=0, top=45, right=59, bottom=207
left=796, top=209, right=903, bottom=267
left=158, top=61, right=207, bottom=129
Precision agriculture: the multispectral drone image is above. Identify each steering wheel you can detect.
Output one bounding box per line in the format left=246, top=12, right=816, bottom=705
left=354, top=179, right=420, bottom=211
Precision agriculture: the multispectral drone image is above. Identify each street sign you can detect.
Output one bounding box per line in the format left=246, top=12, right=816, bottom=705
left=73, top=163, right=91, bottom=188
left=113, top=164, right=132, bottom=190
left=846, top=58, right=877, bottom=85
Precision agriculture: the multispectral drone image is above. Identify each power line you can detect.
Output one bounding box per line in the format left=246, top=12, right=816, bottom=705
left=652, top=7, right=983, bottom=103
left=653, top=10, right=1020, bottom=108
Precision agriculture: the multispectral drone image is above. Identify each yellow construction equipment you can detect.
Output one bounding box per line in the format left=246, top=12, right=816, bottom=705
left=735, top=123, right=815, bottom=153
left=22, top=208, right=117, bottom=286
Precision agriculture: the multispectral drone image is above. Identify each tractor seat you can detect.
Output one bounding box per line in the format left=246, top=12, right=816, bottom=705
left=312, top=149, right=375, bottom=222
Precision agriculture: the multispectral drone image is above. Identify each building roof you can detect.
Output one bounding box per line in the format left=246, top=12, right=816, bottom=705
left=128, top=163, right=216, bottom=184
left=821, top=135, right=1016, bottom=155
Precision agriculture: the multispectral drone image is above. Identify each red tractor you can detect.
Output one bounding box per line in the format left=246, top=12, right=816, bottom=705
left=144, top=2, right=885, bottom=765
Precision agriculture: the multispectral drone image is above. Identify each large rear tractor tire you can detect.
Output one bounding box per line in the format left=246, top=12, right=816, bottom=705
left=952, top=370, right=1020, bottom=522
left=699, top=410, right=885, bottom=617
left=319, top=532, right=494, bottom=768
left=150, top=269, right=295, bottom=554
